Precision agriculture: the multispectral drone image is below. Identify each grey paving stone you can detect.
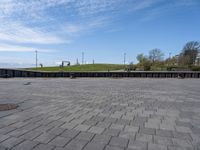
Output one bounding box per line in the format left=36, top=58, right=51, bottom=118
left=191, top=126, right=200, bottom=135
left=34, top=125, right=53, bottom=132
left=0, top=146, right=8, bottom=150
left=83, top=120, right=98, bottom=126
left=109, top=137, right=129, bottom=148
left=110, top=113, right=123, bottom=119
left=115, top=119, right=130, bottom=125
left=0, top=124, right=4, bottom=129
left=53, top=147, right=68, bottom=150
left=160, top=124, right=175, bottom=131
left=0, top=126, right=17, bottom=135
left=0, top=78, right=200, bottom=149
left=83, top=142, right=106, bottom=150
left=36, top=119, right=53, bottom=126
left=122, top=115, right=134, bottom=121
left=173, top=131, right=192, bottom=141
left=103, top=117, right=117, bottom=124
left=90, top=116, right=105, bottom=122
left=88, top=126, right=105, bottom=134
left=21, top=123, right=41, bottom=131
left=167, top=146, right=188, bottom=150
left=19, top=130, right=42, bottom=140
left=175, top=126, right=192, bottom=133
left=130, top=117, right=147, bottom=127
left=124, top=125, right=139, bottom=133
left=154, top=135, right=173, bottom=146
left=70, top=119, right=85, bottom=125
left=148, top=143, right=167, bottom=150
left=49, top=136, right=71, bottom=147
left=145, top=122, right=160, bottom=129
left=7, top=129, right=28, bottom=137
left=0, top=119, right=18, bottom=126
left=92, top=134, right=111, bottom=144
left=10, top=121, right=29, bottom=128
left=60, top=123, right=78, bottom=130
left=110, top=124, right=124, bottom=130
left=47, top=127, right=66, bottom=136
left=96, top=122, right=111, bottom=128
left=176, top=120, right=192, bottom=128
left=75, top=124, right=90, bottom=132
left=103, top=129, right=120, bottom=136
left=48, top=121, right=65, bottom=128
left=104, top=145, right=124, bottom=150
left=32, top=143, right=55, bottom=150
left=119, top=131, right=136, bottom=139
left=60, top=129, right=80, bottom=138
left=75, top=132, right=94, bottom=141
left=0, top=137, right=24, bottom=149
left=11, top=140, right=39, bottom=150
left=65, top=139, right=88, bottom=150
left=0, top=134, right=10, bottom=143
left=172, top=138, right=193, bottom=149
left=156, top=129, right=173, bottom=138
left=139, top=127, right=155, bottom=135
left=34, top=133, right=56, bottom=144
left=128, top=140, right=147, bottom=150
left=135, top=133, right=153, bottom=142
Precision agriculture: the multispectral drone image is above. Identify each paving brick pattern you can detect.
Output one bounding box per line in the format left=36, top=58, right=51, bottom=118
left=0, top=78, right=200, bottom=150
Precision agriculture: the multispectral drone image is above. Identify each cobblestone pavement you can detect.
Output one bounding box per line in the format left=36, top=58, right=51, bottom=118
left=0, top=78, right=200, bottom=150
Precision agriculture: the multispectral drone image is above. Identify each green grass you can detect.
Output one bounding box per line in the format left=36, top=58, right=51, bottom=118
left=26, top=64, right=125, bottom=72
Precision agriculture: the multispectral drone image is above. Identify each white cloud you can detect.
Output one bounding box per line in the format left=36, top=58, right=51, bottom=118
left=61, top=16, right=109, bottom=36
left=0, top=0, right=116, bottom=45
left=0, top=22, right=67, bottom=44
left=0, top=43, right=50, bottom=52
left=62, top=24, right=83, bottom=35
left=0, top=0, right=198, bottom=47
left=139, top=0, right=200, bottom=22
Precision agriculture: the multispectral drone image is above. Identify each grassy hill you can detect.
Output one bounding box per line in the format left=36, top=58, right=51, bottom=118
left=26, top=64, right=125, bottom=72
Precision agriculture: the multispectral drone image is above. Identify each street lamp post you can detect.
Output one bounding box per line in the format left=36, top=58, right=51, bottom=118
left=82, top=52, right=84, bottom=65
left=168, top=52, right=171, bottom=66
left=124, top=53, right=126, bottom=71
left=35, top=50, right=38, bottom=69
left=169, top=52, right=171, bottom=59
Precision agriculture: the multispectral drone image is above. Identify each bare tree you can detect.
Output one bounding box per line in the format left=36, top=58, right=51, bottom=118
left=182, top=41, right=200, bottom=65
left=178, top=54, right=190, bottom=66
left=149, top=49, right=164, bottom=63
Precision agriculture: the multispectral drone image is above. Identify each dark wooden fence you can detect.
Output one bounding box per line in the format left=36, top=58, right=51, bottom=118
left=0, top=69, right=200, bottom=78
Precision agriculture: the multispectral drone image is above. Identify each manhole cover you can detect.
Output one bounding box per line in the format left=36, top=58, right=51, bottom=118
left=0, top=104, right=18, bottom=111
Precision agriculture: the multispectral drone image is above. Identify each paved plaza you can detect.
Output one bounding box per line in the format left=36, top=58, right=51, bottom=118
left=0, top=78, right=200, bottom=150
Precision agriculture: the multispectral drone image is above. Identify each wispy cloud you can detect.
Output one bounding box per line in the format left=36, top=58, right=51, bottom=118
left=0, top=22, right=67, bottom=44
left=139, top=0, right=200, bottom=22
left=0, top=0, right=116, bottom=48
left=0, top=0, right=199, bottom=52
left=0, top=43, right=51, bottom=52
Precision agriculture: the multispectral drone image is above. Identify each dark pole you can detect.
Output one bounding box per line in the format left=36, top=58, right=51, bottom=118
left=35, top=50, right=38, bottom=69
left=124, top=52, right=126, bottom=71
left=82, top=52, right=84, bottom=65
left=168, top=52, right=171, bottom=66
left=169, top=52, right=171, bottom=59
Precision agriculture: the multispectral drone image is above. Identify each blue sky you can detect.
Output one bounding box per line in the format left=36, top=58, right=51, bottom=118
left=0, top=0, right=200, bottom=68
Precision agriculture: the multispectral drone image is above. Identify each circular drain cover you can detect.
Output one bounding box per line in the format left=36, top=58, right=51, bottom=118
left=0, top=104, right=18, bottom=111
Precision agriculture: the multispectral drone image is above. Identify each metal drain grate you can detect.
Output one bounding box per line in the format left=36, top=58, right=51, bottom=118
left=0, top=104, right=18, bottom=111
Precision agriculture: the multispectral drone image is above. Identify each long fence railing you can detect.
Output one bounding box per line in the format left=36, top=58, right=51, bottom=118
left=0, top=69, right=200, bottom=78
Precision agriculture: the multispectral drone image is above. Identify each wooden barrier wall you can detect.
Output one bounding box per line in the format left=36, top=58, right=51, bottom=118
left=0, top=69, right=200, bottom=78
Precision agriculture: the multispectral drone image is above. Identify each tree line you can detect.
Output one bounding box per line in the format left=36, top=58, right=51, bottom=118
left=133, top=41, right=200, bottom=71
